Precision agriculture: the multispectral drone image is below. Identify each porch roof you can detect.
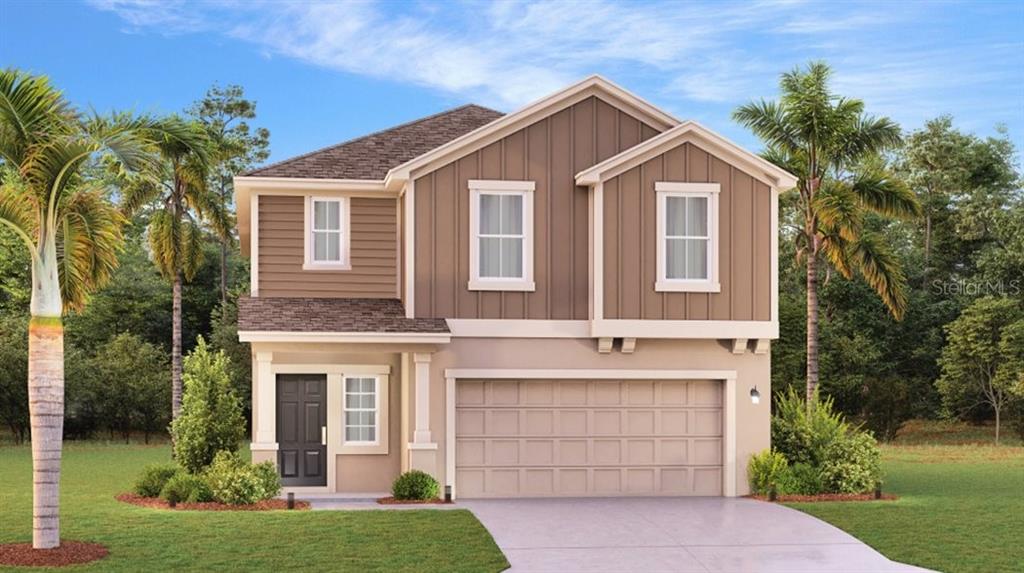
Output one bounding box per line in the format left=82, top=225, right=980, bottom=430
left=237, top=296, right=449, bottom=335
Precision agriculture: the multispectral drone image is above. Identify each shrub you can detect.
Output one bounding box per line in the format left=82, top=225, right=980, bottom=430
left=819, top=432, right=882, bottom=493
left=772, top=388, right=850, bottom=467
left=392, top=470, right=440, bottom=500
left=160, top=471, right=213, bottom=504
left=204, top=451, right=280, bottom=505
left=133, top=463, right=179, bottom=498
left=171, top=338, right=246, bottom=473
left=780, top=462, right=825, bottom=495
left=746, top=450, right=788, bottom=495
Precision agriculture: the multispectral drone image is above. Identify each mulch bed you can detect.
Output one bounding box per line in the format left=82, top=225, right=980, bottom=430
left=0, top=541, right=109, bottom=567
left=116, top=493, right=310, bottom=511
left=377, top=496, right=452, bottom=505
left=749, top=492, right=898, bottom=502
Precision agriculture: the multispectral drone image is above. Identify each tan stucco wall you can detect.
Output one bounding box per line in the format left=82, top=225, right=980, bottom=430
left=422, top=338, right=770, bottom=497
left=250, top=345, right=408, bottom=493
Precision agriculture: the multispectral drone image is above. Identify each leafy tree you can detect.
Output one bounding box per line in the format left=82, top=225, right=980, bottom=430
left=0, top=315, right=28, bottom=443
left=0, top=226, right=30, bottom=313
left=209, top=294, right=252, bottom=420
left=937, top=297, right=1024, bottom=444
left=0, top=69, right=177, bottom=548
left=734, top=61, right=919, bottom=405
left=120, top=116, right=229, bottom=421
left=170, top=337, right=245, bottom=473
left=88, top=333, right=169, bottom=443
left=188, top=84, right=269, bottom=304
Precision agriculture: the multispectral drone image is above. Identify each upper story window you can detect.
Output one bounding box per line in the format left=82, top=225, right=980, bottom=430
left=468, top=180, right=535, bottom=291
left=304, top=196, right=350, bottom=270
left=655, top=182, right=720, bottom=292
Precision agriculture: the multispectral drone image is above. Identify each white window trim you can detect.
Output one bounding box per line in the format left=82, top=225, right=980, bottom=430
left=342, top=375, right=380, bottom=447
left=303, top=196, right=351, bottom=270
left=468, top=180, right=536, bottom=291
left=655, top=182, right=721, bottom=293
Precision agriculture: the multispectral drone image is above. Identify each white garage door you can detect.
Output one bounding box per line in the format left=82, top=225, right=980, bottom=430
left=455, top=379, right=723, bottom=498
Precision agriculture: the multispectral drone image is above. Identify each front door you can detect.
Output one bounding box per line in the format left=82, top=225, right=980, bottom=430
left=276, top=374, right=327, bottom=487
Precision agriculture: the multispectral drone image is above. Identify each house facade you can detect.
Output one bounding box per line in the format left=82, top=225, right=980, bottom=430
left=235, top=76, right=797, bottom=498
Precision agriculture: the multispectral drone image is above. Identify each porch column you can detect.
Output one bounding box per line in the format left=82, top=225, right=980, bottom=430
left=413, top=352, right=433, bottom=443
left=408, top=352, right=438, bottom=478
left=251, top=351, right=277, bottom=461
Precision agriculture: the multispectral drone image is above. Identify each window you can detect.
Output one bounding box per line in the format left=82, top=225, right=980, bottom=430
left=343, top=376, right=378, bottom=444
left=304, top=197, right=350, bottom=269
left=469, top=180, right=535, bottom=291
left=655, top=182, right=720, bottom=292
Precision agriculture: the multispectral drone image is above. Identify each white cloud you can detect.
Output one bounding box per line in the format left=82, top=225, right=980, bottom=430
left=88, top=0, right=1022, bottom=142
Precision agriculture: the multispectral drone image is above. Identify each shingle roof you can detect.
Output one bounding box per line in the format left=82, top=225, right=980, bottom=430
left=245, top=104, right=504, bottom=180
left=237, top=296, right=449, bottom=334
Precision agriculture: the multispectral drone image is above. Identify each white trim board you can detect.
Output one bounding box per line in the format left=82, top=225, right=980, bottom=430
left=238, top=331, right=451, bottom=344
left=384, top=75, right=680, bottom=191
left=446, top=319, right=590, bottom=338
left=575, top=121, right=798, bottom=190
left=591, top=320, right=778, bottom=339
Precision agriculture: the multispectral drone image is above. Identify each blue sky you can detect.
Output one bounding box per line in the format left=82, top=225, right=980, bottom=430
left=2, top=1, right=1022, bottom=166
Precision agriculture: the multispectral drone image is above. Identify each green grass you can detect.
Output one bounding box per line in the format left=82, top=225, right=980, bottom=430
left=0, top=443, right=508, bottom=572
left=787, top=444, right=1024, bottom=573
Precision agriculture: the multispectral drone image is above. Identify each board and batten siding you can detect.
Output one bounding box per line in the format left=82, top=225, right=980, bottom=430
left=603, top=142, right=772, bottom=321
left=413, top=96, right=660, bottom=320
left=257, top=194, right=398, bottom=298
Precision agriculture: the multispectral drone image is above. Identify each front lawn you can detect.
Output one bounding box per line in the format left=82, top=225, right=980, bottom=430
left=787, top=444, right=1024, bottom=573
left=0, top=443, right=508, bottom=572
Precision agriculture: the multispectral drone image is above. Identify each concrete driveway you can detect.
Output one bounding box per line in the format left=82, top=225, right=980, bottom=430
left=461, top=497, right=932, bottom=573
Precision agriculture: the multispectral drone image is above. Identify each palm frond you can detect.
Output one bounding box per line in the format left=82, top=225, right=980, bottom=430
left=179, top=220, right=205, bottom=281
left=732, top=100, right=800, bottom=154
left=0, top=166, right=40, bottom=252
left=56, top=186, right=124, bottom=312
left=0, top=69, right=75, bottom=165
left=819, top=230, right=854, bottom=279
left=147, top=209, right=180, bottom=279
left=813, top=182, right=863, bottom=241
left=850, top=165, right=921, bottom=219
left=849, top=232, right=909, bottom=319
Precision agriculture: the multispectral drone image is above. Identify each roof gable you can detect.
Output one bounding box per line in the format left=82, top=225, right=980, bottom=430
left=575, top=120, right=799, bottom=189
left=246, top=104, right=503, bottom=180
left=383, top=75, right=680, bottom=190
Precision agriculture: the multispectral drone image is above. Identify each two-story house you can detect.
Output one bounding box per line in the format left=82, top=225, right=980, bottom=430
left=235, top=76, right=797, bottom=499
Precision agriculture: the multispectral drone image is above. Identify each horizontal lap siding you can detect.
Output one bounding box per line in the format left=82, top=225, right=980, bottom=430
left=603, top=142, right=772, bottom=321
left=258, top=195, right=398, bottom=298
left=414, top=96, right=659, bottom=319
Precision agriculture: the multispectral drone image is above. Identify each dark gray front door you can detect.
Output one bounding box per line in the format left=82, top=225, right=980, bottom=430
left=276, top=374, right=327, bottom=487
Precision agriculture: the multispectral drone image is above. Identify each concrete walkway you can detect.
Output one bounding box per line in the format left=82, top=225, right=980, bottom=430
left=460, top=497, right=933, bottom=573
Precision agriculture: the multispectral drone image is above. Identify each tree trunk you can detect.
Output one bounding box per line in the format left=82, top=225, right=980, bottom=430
left=28, top=315, right=64, bottom=549
left=219, top=239, right=228, bottom=305
left=994, top=405, right=1000, bottom=445
left=806, top=253, right=820, bottom=408
left=172, top=272, right=183, bottom=420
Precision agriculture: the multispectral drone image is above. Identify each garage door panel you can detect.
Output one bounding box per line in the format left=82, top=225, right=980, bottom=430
left=456, top=379, right=723, bottom=497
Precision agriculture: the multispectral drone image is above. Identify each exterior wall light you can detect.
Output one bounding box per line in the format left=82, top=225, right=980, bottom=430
left=750, top=386, right=761, bottom=405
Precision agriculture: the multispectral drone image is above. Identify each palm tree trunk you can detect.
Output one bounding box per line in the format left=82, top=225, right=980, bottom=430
left=28, top=316, right=64, bottom=549
left=172, top=272, right=183, bottom=420
left=806, top=254, right=820, bottom=407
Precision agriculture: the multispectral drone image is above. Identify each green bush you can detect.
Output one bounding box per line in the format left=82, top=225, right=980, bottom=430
left=391, top=470, right=440, bottom=500
left=160, top=471, right=213, bottom=504
left=204, top=451, right=280, bottom=505
left=171, top=338, right=246, bottom=473
left=772, top=388, right=850, bottom=467
left=133, top=463, right=179, bottom=498
left=779, top=462, right=825, bottom=495
left=747, top=450, right=788, bottom=495
left=820, top=431, right=882, bottom=493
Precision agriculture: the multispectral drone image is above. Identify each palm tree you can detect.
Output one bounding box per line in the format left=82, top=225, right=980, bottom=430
left=733, top=62, right=920, bottom=405
left=0, top=69, right=176, bottom=549
left=121, top=117, right=228, bottom=421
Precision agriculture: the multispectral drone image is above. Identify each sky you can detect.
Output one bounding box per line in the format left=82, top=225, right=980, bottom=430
left=2, top=0, right=1022, bottom=167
